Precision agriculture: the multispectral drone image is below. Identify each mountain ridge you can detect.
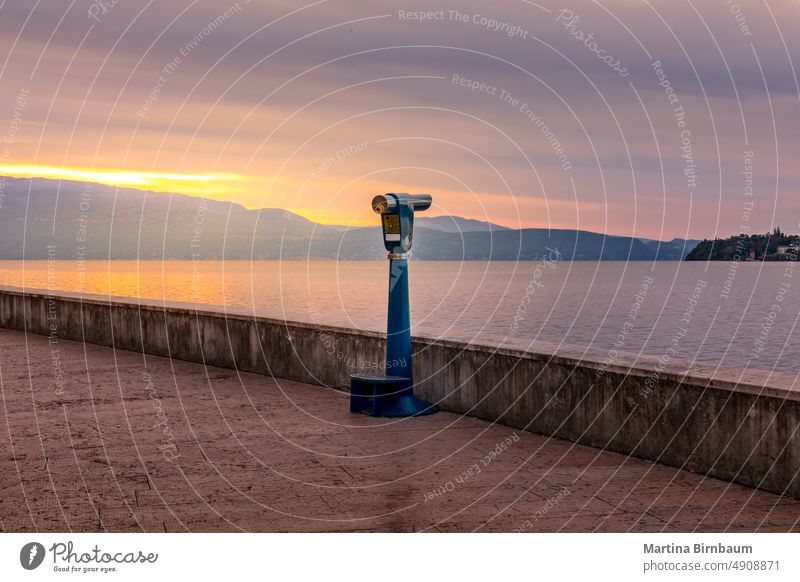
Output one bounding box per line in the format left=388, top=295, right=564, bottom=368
left=0, top=177, right=700, bottom=260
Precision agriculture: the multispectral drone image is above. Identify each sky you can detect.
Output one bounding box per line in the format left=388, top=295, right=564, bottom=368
left=0, top=0, right=798, bottom=239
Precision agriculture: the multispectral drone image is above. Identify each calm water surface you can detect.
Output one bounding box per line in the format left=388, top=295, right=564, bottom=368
left=1, top=260, right=797, bottom=374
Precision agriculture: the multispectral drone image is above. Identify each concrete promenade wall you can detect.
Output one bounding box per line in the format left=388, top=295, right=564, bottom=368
left=1, top=286, right=797, bottom=498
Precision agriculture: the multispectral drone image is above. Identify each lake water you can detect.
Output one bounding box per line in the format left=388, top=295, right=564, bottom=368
left=0, top=259, right=797, bottom=374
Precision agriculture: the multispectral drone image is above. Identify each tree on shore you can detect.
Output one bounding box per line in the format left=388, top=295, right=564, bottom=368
left=685, top=230, right=798, bottom=261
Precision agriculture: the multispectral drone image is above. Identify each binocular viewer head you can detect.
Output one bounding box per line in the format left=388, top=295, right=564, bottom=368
left=371, top=193, right=432, bottom=215
left=372, top=193, right=432, bottom=255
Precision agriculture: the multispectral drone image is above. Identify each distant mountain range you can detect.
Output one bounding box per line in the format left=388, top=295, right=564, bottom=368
left=0, top=177, right=701, bottom=260
left=415, top=215, right=509, bottom=233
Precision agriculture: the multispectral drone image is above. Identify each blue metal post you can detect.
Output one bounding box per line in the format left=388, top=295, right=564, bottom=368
left=386, top=256, right=412, bottom=386
left=352, top=192, right=438, bottom=417
left=381, top=255, right=435, bottom=416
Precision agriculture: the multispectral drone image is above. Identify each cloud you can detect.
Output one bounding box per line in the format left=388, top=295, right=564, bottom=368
left=0, top=0, right=798, bottom=238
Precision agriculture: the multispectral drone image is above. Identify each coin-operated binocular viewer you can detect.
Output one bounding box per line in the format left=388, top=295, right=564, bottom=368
left=349, top=193, right=438, bottom=417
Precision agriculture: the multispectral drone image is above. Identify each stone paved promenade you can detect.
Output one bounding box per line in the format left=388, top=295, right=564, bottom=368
left=1, top=329, right=798, bottom=532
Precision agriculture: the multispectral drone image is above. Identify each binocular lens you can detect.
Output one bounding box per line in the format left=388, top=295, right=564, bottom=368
left=372, top=195, right=396, bottom=214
